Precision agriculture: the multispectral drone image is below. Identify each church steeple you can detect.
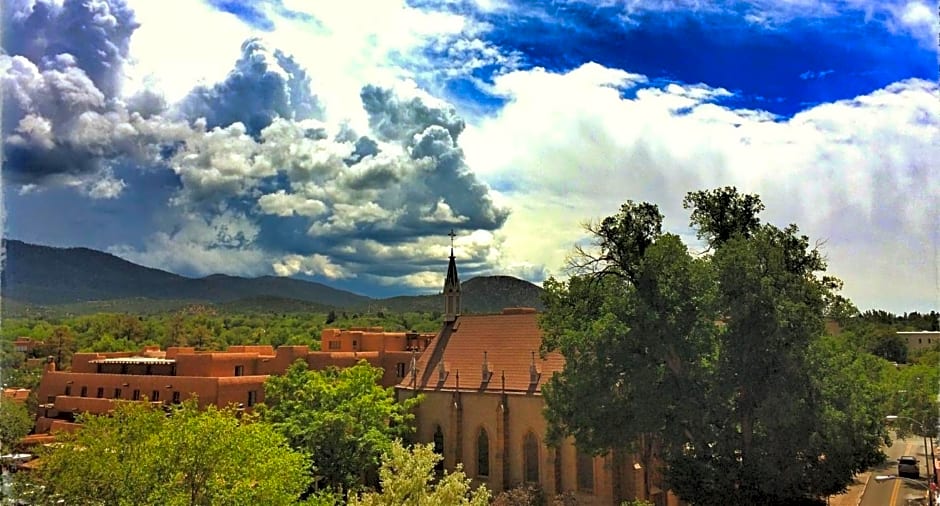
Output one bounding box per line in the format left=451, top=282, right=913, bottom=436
left=443, top=229, right=461, bottom=323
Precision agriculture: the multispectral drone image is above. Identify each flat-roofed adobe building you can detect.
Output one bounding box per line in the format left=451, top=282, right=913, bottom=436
left=897, top=331, right=940, bottom=354
left=34, top=329, right=434, bottom=432
left=396, top=244, right=678, bottom=505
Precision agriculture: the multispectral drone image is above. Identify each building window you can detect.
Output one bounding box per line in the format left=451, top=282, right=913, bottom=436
left=396, top=362, right=406, bottom=378
left=132, top=389, right=140, bottom=401
left=80, top=386, right=87, bottom=397
left=114, top=388, right=122, bottom=399
left=247, top=391, right=257, bottom=407
left=96, top=387, right=104, bottom=398
left=477, top=428, right=490, bottom=477
left=328, top=341, right=341, bottom=350
left=577, top=450, right=594, bottom=493
left=433, top=425, right=445, bottom=474
left=524, top=431, right=540, bottom=483
left=234, top=365, right=244, bottom=376
left=64, top=385, right=71, bottom=396
left=151, top=390, right=160, bottom=402
left=172, top=391, right=181, bottom=404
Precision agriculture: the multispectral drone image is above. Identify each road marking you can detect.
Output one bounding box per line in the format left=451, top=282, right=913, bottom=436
left=890, top=443, right=914, bottom=505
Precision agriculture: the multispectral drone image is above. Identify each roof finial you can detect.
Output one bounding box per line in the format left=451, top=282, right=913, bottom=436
left=448, top=229, right=457, bottom=255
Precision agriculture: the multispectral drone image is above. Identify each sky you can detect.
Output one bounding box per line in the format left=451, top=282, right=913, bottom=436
left=1, top=0, right=938, bottom=313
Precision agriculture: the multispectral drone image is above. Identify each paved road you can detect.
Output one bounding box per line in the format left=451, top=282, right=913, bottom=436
left=860, top=437, right=932, bottom=506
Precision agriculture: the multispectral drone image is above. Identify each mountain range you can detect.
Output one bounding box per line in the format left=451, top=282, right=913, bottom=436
left=0, top=240, right=544, bottom=315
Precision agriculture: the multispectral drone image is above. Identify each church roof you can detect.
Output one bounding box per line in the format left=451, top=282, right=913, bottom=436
left=397, top=309, right=564, bottom=394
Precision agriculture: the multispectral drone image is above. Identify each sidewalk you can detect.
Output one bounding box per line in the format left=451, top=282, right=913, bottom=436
left=828, top=471, right=873, bottom=506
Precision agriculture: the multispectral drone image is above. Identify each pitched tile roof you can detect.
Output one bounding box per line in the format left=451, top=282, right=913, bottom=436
left=397, top=309, right=564, bottom=394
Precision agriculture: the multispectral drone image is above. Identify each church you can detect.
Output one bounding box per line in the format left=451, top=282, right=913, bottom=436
left=395, top=245, right=679, bottom=505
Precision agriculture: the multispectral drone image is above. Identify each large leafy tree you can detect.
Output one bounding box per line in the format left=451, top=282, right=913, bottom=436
left=885, top=360, right=939, bottom=437
left=541, top=188, right=886, bottom=505
left=19, top=400, right=309, bottom=506
left=260, top=360, right=421, bottom=496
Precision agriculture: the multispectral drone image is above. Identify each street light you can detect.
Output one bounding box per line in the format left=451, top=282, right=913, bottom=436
left=887, top=415, right=936, bottom=503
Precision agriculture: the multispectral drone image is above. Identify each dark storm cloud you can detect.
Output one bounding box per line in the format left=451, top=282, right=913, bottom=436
left=180, top=38, right=323, bottom=137
left=360, top=84, right=466, bottom=144
left=158, top=84, right=510, bottom=282
left=1, top=0, right=190, bottom=192
left=3, top=0, right=139, bottom=98
left=406, top=125, right=507, bottom=229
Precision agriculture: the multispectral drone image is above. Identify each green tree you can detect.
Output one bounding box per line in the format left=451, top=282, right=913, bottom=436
left=886, top=361, right=939, bottom=437
left=682, top=186, right=765, bottom=247
left=42, top=325, right=75, bottom=369
left=260, top=360, right=422, bottom=496
left=0, top=397, right=33, bottom=452
left=20, top=400, right=309, bottom=505
left=348, top=441, right=490, bottom=506
left=541, top=188, right=882, bottom=505
left=803, top=334, right=892, bottom=495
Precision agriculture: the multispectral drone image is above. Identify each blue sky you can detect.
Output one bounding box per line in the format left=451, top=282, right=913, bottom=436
left=2, top=0, right=938, bottom=311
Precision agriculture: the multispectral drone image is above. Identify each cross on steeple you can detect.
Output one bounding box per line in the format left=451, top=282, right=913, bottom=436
left=448, top=229, right=457, bottom=252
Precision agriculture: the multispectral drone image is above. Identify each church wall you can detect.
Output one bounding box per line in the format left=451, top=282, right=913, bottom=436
left=455, top=392, right=503, bottom=490
left=403, top=389, right=619, bottom=505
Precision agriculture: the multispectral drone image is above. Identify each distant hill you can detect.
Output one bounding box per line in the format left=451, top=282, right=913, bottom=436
left=376, top=276, right=544, bottom=313
left=1, top=240, right=370, bottom=307
left=1, top=240, right=543, bottom=314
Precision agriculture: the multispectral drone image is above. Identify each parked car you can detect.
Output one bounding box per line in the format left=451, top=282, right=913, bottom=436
left=898, top=455, right=920, bottom=478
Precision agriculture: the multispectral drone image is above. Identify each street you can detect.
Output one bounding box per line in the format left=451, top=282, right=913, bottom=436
left=859, top=437, right=933, bottom=506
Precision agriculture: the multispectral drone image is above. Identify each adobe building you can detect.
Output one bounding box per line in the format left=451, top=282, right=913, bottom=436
left=897, top=331, right=940, bottom=354
left=396, top=244, right=679, bottom=505
left=2, top=388, right=31, bottom=403
left=12, top=337, right=43, bottom=355
left=34, top=329, right=434, bottom=432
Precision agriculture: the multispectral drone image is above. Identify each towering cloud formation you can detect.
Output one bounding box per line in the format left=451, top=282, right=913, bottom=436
left=3, top=0, right=511, bottom=288
left=181, top=38, right=323, bottom=137
left=1, top=0, right=188, bottom=195
left=361, top=84, right=466, bottom=144
left=164, top=84, right=508, bottom=261
left=3, top=0, right=138, bottom=98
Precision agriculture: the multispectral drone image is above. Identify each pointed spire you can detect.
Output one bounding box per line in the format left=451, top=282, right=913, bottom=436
left=443, top=229, right=461, bottom=323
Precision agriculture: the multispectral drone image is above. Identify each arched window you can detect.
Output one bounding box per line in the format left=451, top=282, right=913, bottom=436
left=577, top=450, right=594, bottom=493
left=477, top=428, right=490, bottom=477
left=433, top=425, right=445, bottom=474
left=524, top=431, right=539, bottom=483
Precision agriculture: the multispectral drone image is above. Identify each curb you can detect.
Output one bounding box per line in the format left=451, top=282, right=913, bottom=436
left=855, top=472, right=873, bottom=506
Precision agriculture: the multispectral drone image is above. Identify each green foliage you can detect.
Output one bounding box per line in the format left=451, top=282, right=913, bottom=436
left=804, top=335, right=892, bottom=495
left=884, top=361, right=939, bottom=437
left=542, top=188, right=887, bottom=506
left=682, top=186, right=765, bottom=246
left=490, top=484, right=555, bottom=506
left=260, top=360, right=422, bottom=495
left=0, top=310, right=443, bottom=360
left=568, top=200, right=663, bottom=282
left=0, top=340, right=43, bottom=391
left=348, top=441, right=490, bottom=506
left=0, top=397, right=33, bottom=452
left=19, top=400, right=309, bottom=506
